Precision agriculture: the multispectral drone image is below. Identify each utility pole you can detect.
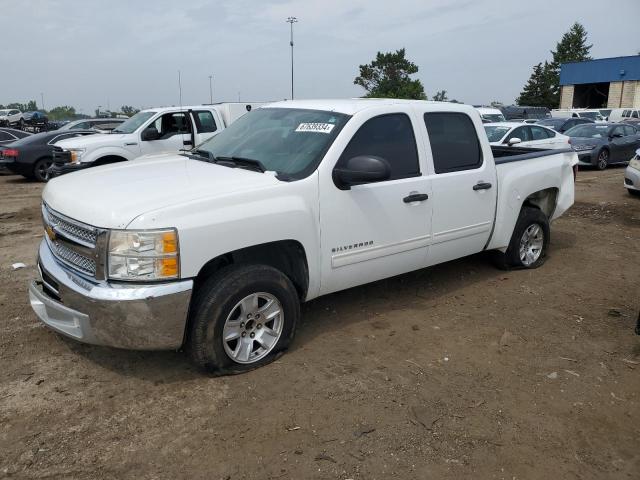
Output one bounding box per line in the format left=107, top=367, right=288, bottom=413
left=286, top=16, right=298, bottom=100
left=208, top=75, right=213, bottom=104
left=40, top=92, right=45, bottom=111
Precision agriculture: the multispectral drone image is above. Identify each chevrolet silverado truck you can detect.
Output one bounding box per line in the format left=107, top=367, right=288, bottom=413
left=29, top=99, right=578, bottom=374
left=48, top=102, right=264, bottom=177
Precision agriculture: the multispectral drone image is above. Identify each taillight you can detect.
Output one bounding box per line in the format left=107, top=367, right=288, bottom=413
left=2, top=149, right=18, bottom=158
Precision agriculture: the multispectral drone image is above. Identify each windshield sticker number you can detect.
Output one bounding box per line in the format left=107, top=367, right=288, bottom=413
left=295, top=123, right=335, bottom=134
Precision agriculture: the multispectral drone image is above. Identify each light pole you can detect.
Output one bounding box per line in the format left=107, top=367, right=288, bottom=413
left=208, top=75, right=213, bottom=104
left=286, top=16, right=298, bottom=100
left=40, top=92, right=44, bottom=111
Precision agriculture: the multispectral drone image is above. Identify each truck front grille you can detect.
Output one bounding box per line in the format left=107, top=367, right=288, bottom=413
left=42, top=203, right=103, bottom=278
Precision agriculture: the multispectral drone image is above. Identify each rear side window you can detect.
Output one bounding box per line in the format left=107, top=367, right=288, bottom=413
left=530, top=126, right=552, bottom=139
left=424, top=112, right=482, bottom=174
left=632, top=111, right=639, bottom=119
left=193, top=111, right=217, bottom=133
left=339, top=113, right=420, bottom=180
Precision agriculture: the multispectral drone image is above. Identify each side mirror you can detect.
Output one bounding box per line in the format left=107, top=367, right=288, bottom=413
left=141, top=127, right=160, bottom=141
left=507, top=137, right=521, bottom=146
left=333, top=155, right=391, bottom=190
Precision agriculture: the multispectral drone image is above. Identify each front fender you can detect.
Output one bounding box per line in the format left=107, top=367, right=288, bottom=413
left=80, top=146, right=135, bottom=165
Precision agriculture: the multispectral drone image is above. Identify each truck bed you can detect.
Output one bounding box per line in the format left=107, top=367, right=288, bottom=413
left=492, top=145, right=574, bottom=164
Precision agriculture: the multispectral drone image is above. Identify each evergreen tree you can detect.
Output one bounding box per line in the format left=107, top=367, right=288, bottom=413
left=547, top=22, right=592, bottom=106
left=354, top=48, right=427, bottom=100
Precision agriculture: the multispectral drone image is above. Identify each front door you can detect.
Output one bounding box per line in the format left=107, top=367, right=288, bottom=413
left=421, top=111, right=498, bottom=265
left=140, top=111, right=192, bottom=156
left=319, top=111, right=432, bottom=295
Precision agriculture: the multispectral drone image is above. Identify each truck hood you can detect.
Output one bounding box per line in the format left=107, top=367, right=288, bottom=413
left=54, top=133, right=130, bottom=150
left=43, top=154, right=281, bottom=228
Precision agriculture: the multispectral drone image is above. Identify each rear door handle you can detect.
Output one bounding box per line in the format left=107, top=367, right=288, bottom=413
left=403, top=193, right=429, bottom=203
left=473, top=182, right=492, bottom=191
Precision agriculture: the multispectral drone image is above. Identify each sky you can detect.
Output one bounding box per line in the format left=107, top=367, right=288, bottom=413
left=2, top=0, right=639, bottom=114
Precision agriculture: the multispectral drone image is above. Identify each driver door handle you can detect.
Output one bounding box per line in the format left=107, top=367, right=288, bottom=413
left=403, top=193, right=429, bottom=203
left=473, top=182, right=492, bottom=191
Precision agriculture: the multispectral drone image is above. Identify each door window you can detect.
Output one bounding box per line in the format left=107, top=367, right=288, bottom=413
left=338, top=113, right=420, bottom=180
left=530, top=126, right=551, bottom=140
left=623, top=125, right=636, bottom=136
left=506, top=126, right=531, bottom=142
left=193, top=111, right=217, bottom=133
left=632, top=111, right=639, bottom=119
left=424, top=112, right=483, bottom=173
left=147, top=112, right=192, bottom=139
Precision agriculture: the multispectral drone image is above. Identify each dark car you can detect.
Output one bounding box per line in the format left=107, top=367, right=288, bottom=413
left=0, top=129, right=96, bottom=181
left=59, top=118, right=126, bottom=132
left=536, top=117, right=594, bottom=134
left=501, top=105, right=551, bottom=121
left=566, top=123, right=640, bottom=170
left=22, top=111, right=49, bottom=126
left=0, top=127, right=31, bottom=144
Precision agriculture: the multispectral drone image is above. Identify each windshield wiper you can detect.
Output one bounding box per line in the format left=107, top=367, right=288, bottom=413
left=213, top=156, right=266, bottom=173
left=181, top=149, right=213, bottom=161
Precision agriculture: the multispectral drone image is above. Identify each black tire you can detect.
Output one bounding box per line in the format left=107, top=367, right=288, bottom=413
left=492, top=206, right=550, bottom=270
left=33, top=157, right=52, bottom=182
left=186, top=264, right=300, bottom=374
left=19, top=118, right=24, bottom=130
left=596, top=149, right=609, bottom=170
left=628, top=188, right=640, bottom=197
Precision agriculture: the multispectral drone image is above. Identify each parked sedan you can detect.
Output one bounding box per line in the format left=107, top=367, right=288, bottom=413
left=566, top=123, right=640, bottom=170
left=0, top=130, right=96, bottom=181
left=484, top=122, right=570, bottom=149
left=0, top=128, right=31, bottom=144
left=625, top=148, right=640, bottom=197
left=58, top=118, right=126, bottom=132
left=536, top=117, right=594, bottom=133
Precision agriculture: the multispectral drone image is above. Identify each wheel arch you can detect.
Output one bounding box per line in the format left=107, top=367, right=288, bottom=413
left=93, top=154, right=128, bottom=167
left=193, top=240, right=309, bottom=302
left=522, top=187, right=558, bottom=219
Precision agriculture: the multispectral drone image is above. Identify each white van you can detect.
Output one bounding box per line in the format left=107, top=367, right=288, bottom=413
left=609, top=108, right=640, bottom=123
left=476, top=107, right=506, bottom=123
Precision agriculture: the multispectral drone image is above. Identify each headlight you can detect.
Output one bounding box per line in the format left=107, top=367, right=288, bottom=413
left=630, top=155, right=640, bottom=171
left=107, top=228, right=179, bottom=281
left=68, top=148, right=86, bottom=163
left=572, top=144, right=597, bottom=152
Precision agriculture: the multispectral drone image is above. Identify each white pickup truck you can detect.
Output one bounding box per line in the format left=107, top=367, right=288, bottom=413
left=30, top=99, right=578, bottom=374
left=48, top=102, right=263, bottom=177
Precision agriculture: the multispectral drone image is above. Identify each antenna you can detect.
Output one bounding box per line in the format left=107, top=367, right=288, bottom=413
left=178, top=70, right=183, bottom=109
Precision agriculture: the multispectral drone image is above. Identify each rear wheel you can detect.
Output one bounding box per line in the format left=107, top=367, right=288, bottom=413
left=596, top=149, right=609, bottom=170
left=187, top=264, right=300, bottom=374
left=493, top=206, right=549, bottom=269
left=33, top=158, right=53, bottom=182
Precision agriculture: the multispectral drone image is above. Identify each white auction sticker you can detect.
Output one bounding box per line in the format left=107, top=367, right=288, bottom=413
left=295, top=123, right=335, bottom=134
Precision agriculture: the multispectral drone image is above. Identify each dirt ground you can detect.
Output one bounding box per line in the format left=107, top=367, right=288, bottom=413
left=0, top=167, right=639, bottom=480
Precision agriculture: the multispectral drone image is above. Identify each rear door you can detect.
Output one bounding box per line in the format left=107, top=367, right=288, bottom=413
left=622, top=125, right=639, bottom=160
left=191, top=109, right=220, bottom=146
left=422, top=111, right=497, bottom=265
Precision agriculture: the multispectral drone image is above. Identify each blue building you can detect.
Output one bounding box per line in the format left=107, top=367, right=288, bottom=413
left=559, top=55, right=640, bottom=109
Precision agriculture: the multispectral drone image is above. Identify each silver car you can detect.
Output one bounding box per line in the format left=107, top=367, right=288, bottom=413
left=625, top=148, right=640, bottom=197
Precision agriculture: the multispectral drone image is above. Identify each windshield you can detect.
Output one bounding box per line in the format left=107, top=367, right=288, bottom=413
left=0, top=110, right=8, bottom=116
left=112, top=111, right=156, bottom=133
left=578, top=111, right=603, bottom=120
left=484, top=126, right=511, bottom=142
left=194, top=108, right=350, bottom=179
left=482, top=114, right=506, bottom=123
left=58, top=120, right=82, bottom=131
left=565, top=124, right=610, bottom=138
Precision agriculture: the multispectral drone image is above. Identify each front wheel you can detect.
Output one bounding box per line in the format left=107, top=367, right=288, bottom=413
left=493, top=206, right=550, bottom=269
left=187, top=264, right=300, bottom=374
left=596, top=149, right=609, bottom=170
left=628, top=189, right=640, bottom=197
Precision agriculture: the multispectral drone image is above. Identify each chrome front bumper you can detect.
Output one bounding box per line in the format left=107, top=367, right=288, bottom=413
left=29, top=240, right=193, bottom=350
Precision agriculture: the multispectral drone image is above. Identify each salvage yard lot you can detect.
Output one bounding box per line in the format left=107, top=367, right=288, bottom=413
left=0, top=169, right=638, bottom=479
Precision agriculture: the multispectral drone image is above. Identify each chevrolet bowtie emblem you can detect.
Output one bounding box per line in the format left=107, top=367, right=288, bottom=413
left=45, top=225, right=56, bottom=241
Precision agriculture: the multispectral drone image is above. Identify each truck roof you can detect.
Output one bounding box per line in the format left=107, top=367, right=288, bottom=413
left=263, top=99, right=476, bottom=116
